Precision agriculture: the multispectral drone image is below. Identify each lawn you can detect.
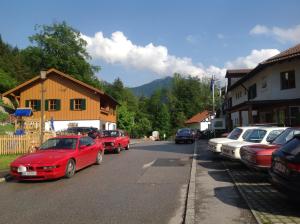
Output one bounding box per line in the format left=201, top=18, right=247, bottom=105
left=0, top=154, right=21, bottom=170
left=0, top=124, right=15, bottom=135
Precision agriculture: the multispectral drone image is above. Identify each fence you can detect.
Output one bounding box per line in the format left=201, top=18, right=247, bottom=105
left=0, top=133, right=56, bottom=155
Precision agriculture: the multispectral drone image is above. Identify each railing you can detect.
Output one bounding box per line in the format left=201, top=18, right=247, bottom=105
left=0, top=133, right=56, bottom=155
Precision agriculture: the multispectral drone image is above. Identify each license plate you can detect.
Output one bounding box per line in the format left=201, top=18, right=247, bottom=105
left=21, top=171, right=37, bottom=176
left=273, top=162, right=287, bottom=174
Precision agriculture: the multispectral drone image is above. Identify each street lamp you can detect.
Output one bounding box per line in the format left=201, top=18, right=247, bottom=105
left=40, top=71, right=47, bottom=145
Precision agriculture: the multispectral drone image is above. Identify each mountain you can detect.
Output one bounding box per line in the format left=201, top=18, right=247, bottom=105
left=129, top=76, right=173, bottom=97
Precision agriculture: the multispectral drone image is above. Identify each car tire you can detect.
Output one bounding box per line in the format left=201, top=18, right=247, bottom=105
left=96, top=150, right=103, bottom=165
left=175, top=141, right=179, bottom=144
left=65, top=159, right=76, bottom=178
left=125, top=143, right=130, bottom=150
left=115, top=145, right=121, bottom=154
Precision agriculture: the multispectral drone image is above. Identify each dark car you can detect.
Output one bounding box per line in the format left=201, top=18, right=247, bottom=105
left=269, top=134, right=300, bottom=197
left=175, top=128, right=194, bottom=144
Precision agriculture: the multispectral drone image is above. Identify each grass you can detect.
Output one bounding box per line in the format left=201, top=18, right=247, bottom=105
left=0, top=124, right=14, bottom=135
left=0, top=154, right=21, bottom=170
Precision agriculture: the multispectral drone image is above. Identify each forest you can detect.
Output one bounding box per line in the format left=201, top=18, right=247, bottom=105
left=0, top=22, right=221, bottom=138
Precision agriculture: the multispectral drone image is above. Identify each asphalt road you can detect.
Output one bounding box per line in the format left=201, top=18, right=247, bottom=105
left=0, top=141, right=194, bottom=224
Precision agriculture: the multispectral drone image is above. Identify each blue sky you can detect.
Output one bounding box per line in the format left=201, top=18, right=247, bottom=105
left=1, top=0, right=300, bottom=87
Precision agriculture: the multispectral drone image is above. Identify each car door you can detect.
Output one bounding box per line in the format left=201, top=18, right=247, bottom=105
left=78, top=137, right=94, bottom=168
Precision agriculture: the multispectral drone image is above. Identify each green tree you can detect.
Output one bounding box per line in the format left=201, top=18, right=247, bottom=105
left=117, top=104, right=135, bottom=133
left=21, top=21, right=102, bottom=89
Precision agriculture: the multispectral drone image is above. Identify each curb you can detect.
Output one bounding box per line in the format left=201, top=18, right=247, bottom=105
left=184, top=141, right=197, bottom=224
left=222, top=161, right=262, bottom=224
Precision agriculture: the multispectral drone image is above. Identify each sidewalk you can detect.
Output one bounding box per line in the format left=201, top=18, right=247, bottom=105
left=185, top=140, right=256, bottom=224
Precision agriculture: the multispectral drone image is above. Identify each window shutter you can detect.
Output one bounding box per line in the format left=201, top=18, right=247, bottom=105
left=81, top=99, right=86, bottom=110
left=25, top=100, right=29, bottom=107
left=36, top=100, right=41, bottom=111
left=56, top=99, right=61, bottom=111
left=45, top=100, right=49, bottom=111
left=70, top=99, right=74, bottom=110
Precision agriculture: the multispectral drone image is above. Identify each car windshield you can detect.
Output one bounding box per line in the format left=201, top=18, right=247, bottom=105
left=280, top=137, right=300, bottom=156
left=244, top=129, right=267, bottom=143
left=272, top=129, right=300, bottom=145
left=227, top=128, right=243, bottom=140
left=40, top=138, right=77, bottom=150
left=177, top=129, right=191, bottom=135
left=102, top=130, right=119, bottom=137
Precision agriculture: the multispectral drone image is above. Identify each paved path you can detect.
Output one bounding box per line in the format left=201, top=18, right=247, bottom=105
left=0, top=141, right=193, bottom=224
left=193, top=140, right=256, bottom=224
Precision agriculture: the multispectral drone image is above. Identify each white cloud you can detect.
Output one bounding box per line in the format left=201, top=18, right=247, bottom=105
left=82, top=31, right=280, bottom=85
left=250, top=25, right=269, bottom=35
left=82, top=31, right=206, bottom=78
left=225, top=49, right=280, bottom=69
left=250, top=24, right=300, bottom=43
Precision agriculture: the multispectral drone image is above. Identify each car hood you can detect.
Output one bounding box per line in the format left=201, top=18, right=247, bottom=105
left=12, top=150, right=73, bottom=165
left=209, top=138, right=235, bottom=144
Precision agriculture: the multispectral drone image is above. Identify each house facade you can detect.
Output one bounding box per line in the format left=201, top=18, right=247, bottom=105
left=185, top=110, right=211, bottom=131
left=2, top=68, right=118, bottom=131
left=225, top=44, right=300, bottom=128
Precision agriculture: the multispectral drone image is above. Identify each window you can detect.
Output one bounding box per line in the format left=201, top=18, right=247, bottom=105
left=248, top=84, right=257, bottom=100
left=227, top=128, right=243, bottom=140
left=79, top=137, right=94, bottom=147
left=261, top=77, right=267, bottom=89
left=45, top=99, right=61, bottom=111
left=70, top=99, right=86, bottom=111
left=281, top=70, right=295, bottom=89
left=289, top=106, right=300, bottom=126
left=244, top=129, right=267, bottom=143
left=25, top=100, right=41, bottom=111
left=266, top=130, right=284, bottom=142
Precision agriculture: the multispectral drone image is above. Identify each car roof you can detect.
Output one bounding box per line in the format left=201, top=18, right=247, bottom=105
left=52, top=135, right=81, bottom=139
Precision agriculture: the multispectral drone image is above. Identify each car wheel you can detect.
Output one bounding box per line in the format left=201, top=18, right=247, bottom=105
left=125, top=143, right=130, bottom=150
left=175, top=141, right=179, bottom=144
left=96, top=150, right=103, bottom=165
left=115, top=145, right=121, bottom=154
left=65, top=159, right=76, bottom=178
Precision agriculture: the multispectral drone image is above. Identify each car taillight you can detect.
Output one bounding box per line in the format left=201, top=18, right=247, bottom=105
left=287, top=163, right=300, bottom=172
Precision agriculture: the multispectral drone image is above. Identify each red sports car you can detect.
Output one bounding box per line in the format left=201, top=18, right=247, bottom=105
left=240, top=128, right=300, bottom=170
left=10, top=135, right=104, bottom=180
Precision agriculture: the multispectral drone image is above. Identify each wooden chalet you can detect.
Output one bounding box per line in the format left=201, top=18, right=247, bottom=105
left=2, top=68, right=118, bottom=131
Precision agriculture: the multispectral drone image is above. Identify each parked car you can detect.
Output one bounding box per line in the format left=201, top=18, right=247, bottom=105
left=269, top=134, right=300, bottom=197
left=10, top=135, right=104, bottom=180
left=99, top=130, right=130, bottom=153
left=208, top=126, right=258, bottom=154
left=240, top=128, right=300, bottom=170
left=221, top=127, right=287, bottom=160
left=175, top=128, right=194, bottom=144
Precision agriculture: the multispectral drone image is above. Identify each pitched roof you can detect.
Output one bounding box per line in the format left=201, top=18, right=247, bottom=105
left=227, top=43, right=300, bottom=91
left=2, top=68, right=119, bottom=105
left=185, top=110, right=210, bottom=124
left=262, top=43, right=300, bottom=65
left=225, top=69, right=252, bottom=78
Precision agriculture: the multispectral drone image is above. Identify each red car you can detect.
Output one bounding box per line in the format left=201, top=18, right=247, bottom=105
left=99, top=130, right=130, bottom=153
left=240, top=128, right=300, bottom=170
left=10, top=135, right=104, bottom=180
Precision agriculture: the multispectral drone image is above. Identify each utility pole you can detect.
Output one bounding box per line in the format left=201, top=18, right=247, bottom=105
left=212, top=74, right=215, bottom=117
left=40, top=71, right=47, bottom=145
